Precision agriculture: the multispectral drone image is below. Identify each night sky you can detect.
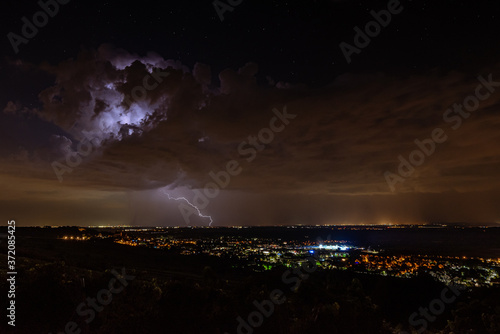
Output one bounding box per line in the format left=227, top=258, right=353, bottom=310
left=1, top=0, right=500, bottom=226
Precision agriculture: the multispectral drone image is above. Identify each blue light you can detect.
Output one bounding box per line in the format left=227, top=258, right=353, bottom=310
left=309, top=250, right=315, bottom=254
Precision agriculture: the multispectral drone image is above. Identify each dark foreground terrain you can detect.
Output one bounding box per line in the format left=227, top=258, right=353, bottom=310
left=1, top=227, right=500, bottom=334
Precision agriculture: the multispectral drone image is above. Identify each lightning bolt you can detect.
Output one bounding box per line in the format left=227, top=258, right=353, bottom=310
left=161, top=189, right=213, bottom=226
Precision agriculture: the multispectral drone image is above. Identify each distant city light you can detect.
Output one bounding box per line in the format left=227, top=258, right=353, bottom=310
left=316, top=244, right=350, bottom=251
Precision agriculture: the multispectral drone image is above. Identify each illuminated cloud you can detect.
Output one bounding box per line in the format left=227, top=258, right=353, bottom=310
left=2, top=46, right=500, bottom=225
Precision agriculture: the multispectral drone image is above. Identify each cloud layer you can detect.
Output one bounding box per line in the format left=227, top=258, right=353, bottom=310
left=2, top=46, right=500, bottom=225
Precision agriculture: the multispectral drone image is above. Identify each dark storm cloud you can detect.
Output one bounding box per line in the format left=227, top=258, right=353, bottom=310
left=2, top=46, right=500, bottom=225
left=2, top=47, right=500, bottom=196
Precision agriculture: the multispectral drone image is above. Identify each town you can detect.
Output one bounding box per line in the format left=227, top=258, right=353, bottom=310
left=56, top=225, right=500, bottom=288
